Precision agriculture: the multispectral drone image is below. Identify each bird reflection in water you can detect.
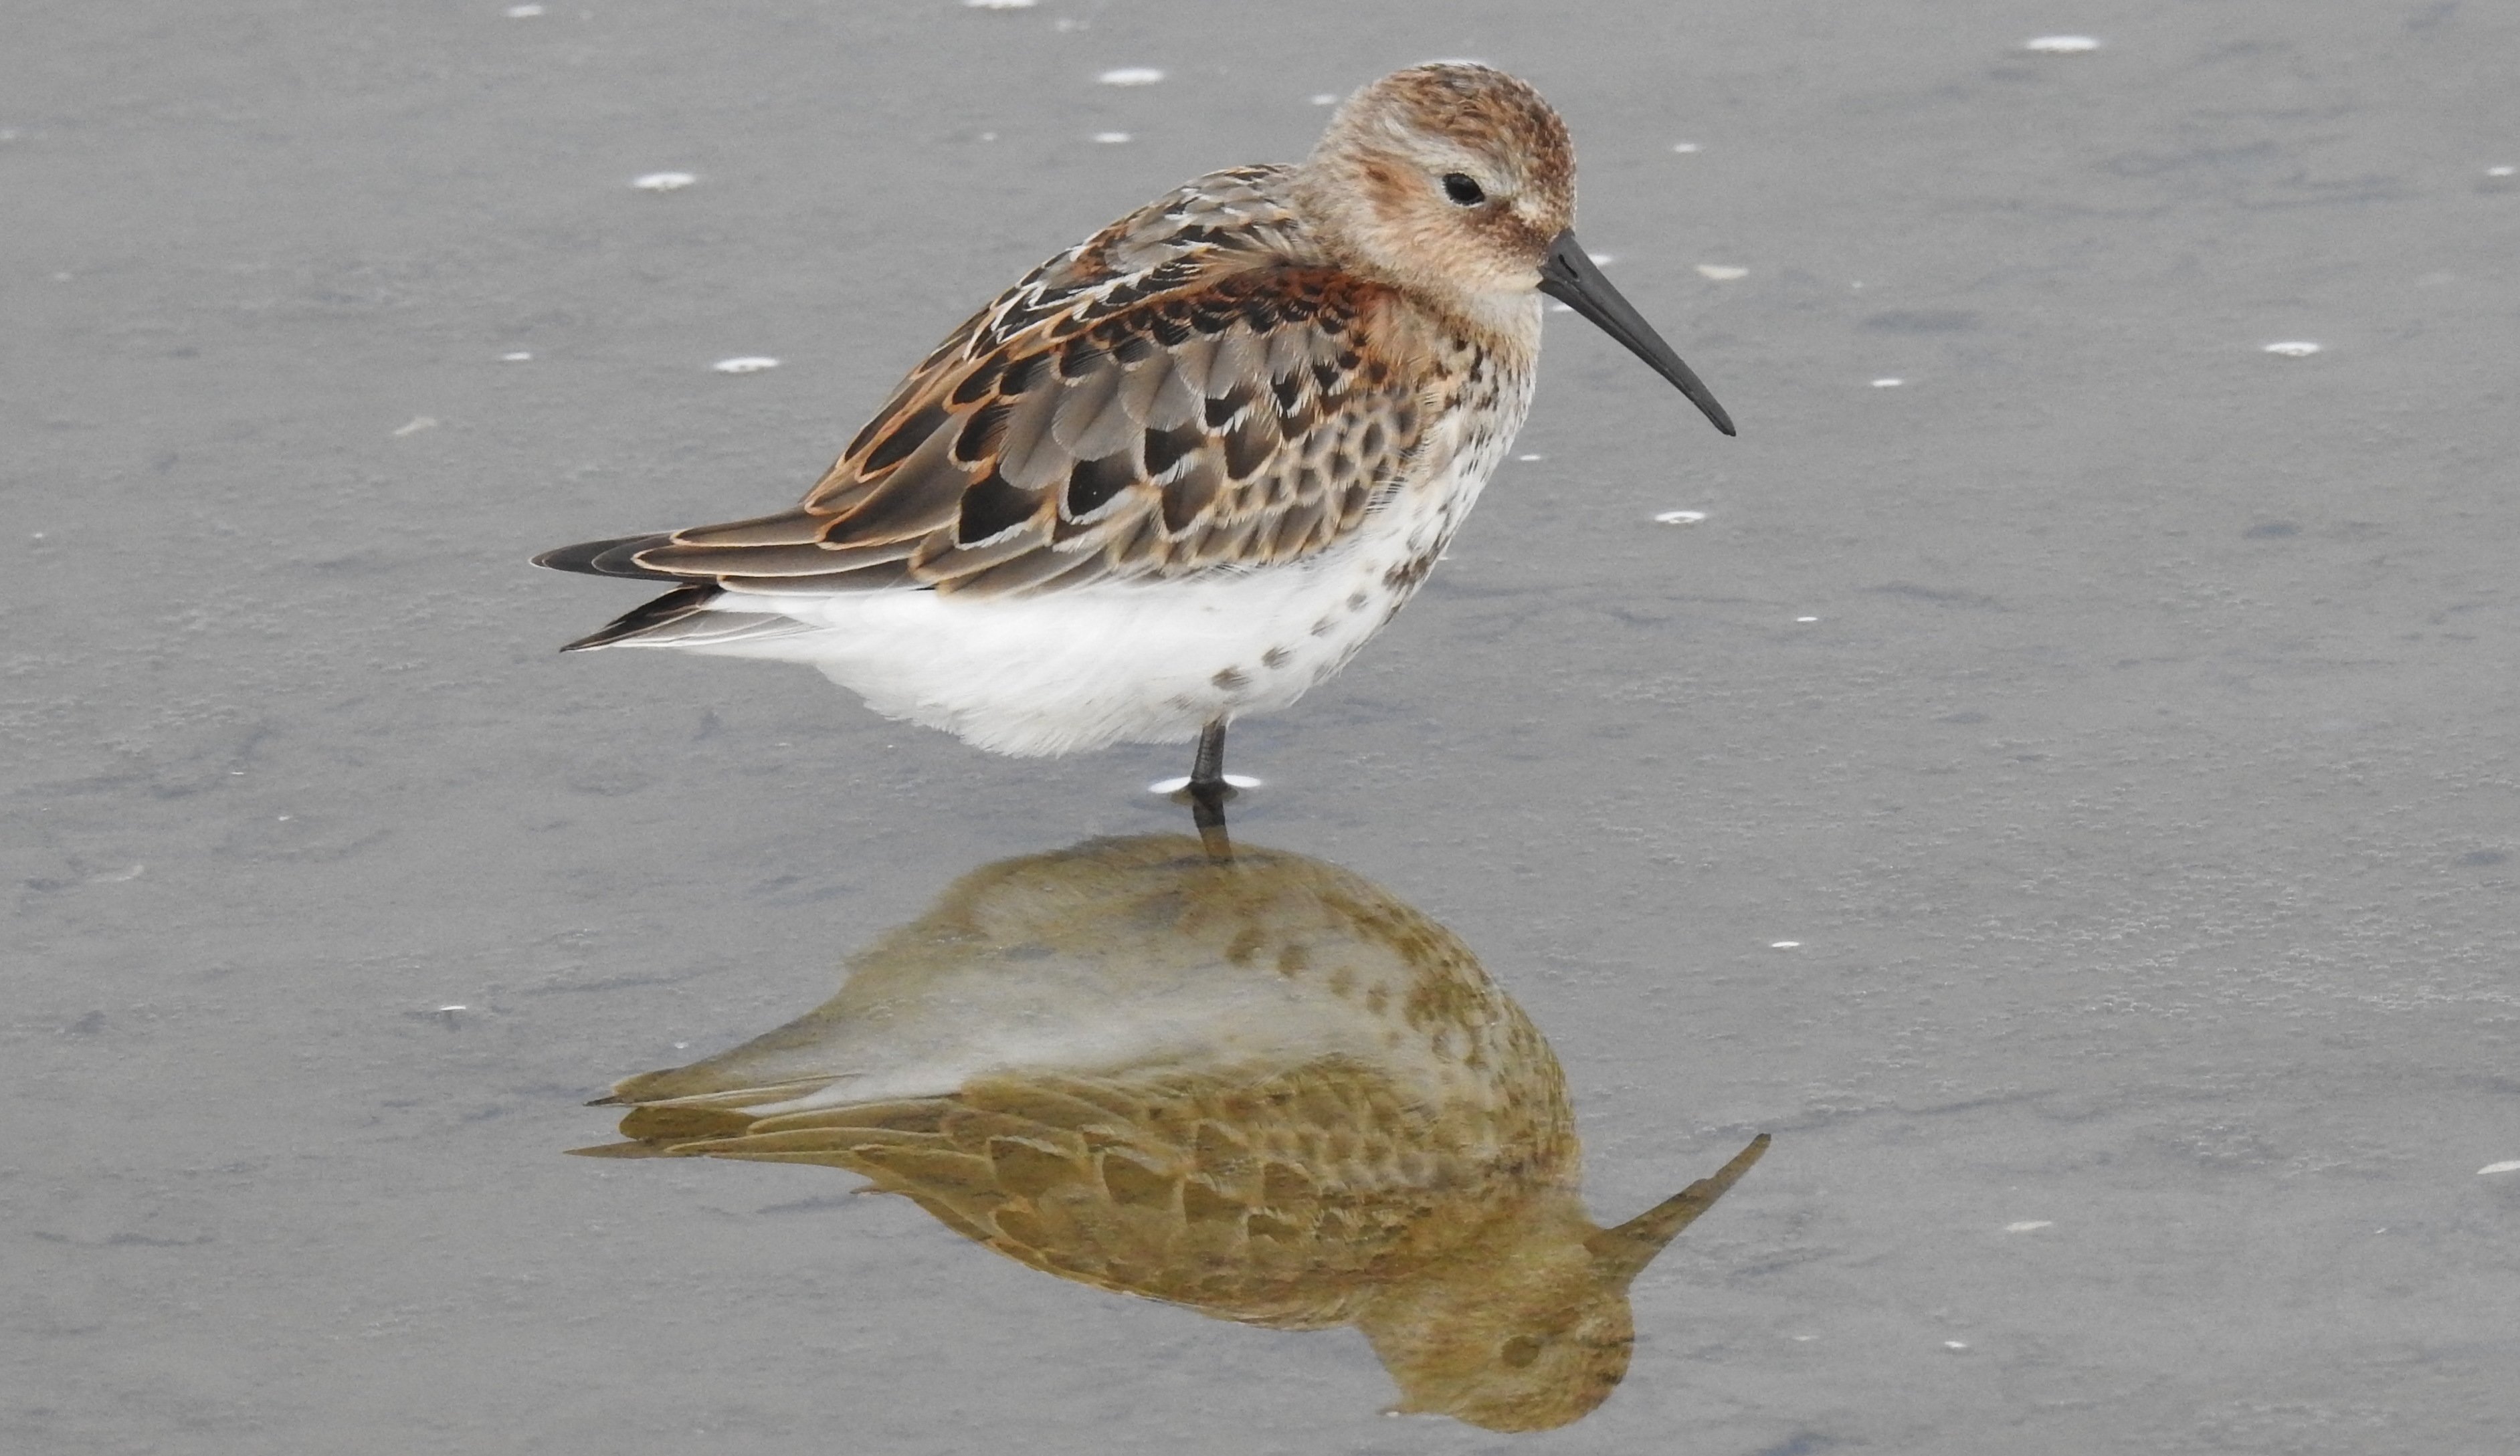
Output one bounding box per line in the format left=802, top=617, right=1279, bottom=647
left=575, top=830, right=1766, bottom=1431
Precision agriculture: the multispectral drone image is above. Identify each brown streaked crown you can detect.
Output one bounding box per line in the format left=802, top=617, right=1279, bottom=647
left=1293, top=63, right=1576, bottom=311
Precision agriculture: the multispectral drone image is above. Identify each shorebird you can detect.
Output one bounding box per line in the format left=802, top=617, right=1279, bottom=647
left=577, top=833, right=1767, bottom=1431
left=535, top=63, right=1733, bottom=801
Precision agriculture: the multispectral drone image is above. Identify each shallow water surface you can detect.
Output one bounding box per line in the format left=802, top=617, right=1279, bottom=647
left=6, top=2, right=2517, bottom=1453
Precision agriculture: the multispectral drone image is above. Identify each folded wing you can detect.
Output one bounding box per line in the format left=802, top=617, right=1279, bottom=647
left=537, top=167, right=1428, bottom=609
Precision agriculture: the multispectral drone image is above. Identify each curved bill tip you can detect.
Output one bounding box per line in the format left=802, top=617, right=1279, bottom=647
left=1537, top=230, right=1736, bottom=437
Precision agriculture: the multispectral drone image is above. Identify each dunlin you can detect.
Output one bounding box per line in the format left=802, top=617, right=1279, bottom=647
left=577, top=833, right=1767, bottom=1431
left=537, top=64, right=1733, bottom=795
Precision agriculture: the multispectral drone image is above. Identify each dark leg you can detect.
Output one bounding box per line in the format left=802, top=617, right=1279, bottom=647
left=1189, top=719, right=1228, bottom=793
left=1187, top=719, right=1233, bottom=860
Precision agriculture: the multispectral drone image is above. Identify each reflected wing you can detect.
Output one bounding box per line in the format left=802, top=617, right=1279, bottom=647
left=576, top=1061, right=1544, bottom=1327
left=544, top=167, right=1426, bottom=601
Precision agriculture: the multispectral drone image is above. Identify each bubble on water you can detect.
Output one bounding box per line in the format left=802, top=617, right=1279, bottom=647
left=1672, top=142, right=1701, bottom=153
left=2004, top=1221, right=2053, bottom=1233
left=1515, top=453, right=1543, bottom=461
left=2025, top=35, right=2099, bottom=53
left=1795, top=616, right=1819, bottom=624
left=965, top=0, right=1037, bottom=8
left=713, top=356, right=779, bottom=374
left=501, top=351, right=532, bottom=362
left=1098, top=67, right=1164, bottom=86
left=1872, top=377, right=1904, bottom=388
left=1770, top=940, right=1802, bottom=949
left=2263, top=341, right=2321, bottom=356
left=1310, top=94, right=1339, bottom=106
left=506, top=4, right=544, bottom=16
left=1944, top=1340, right=1971, bottom=1350
left=1654, top=510, right=1707, bottom=526
left=1696, top=264, right=1748, bottom=280
left=634, top=171, right=696, bottom=192
left=1092, top=132, right=1133, bottom=144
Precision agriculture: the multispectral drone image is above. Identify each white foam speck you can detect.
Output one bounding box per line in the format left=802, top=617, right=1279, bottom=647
left=1795, top=616, right=1819, bottom=623
left=2491, top=166, right=2516, bottom=178
left=1770, top=940, right=1802, bottom=949
left=1098, top=67, right=1164, bottom=86
left=2004, top=1220, right=2053, bottom=1233
left=634, top=171, right=696, bottom=192
left=2480, top=1160, right=2520, bottom=1175
left=965, top=0, right=1037, bottom=7
left=506, top=3, right=544, bottom=15
left=1092, top=132, right=1133, bottom=144
left=1944, top=1340, right=1970, bottom=1350
left=978, top=131, right=997, bottom=142
left=2026, top=35, right=2099, bottom=53
left=1310, top=93, right=1339, bottom=106
left=501, top=351, right=532, bottom=362
left=1515, top=453, right=1543, bottom=461
left=1672, top=142, right=1701, bottom=153
left=1872, top=377, right=1903, bottom=388
left=392, top=416, right=438, bottom=437
left=2263, top=341, right=2321, bottom=356
left=438, top=1004, right=468, bottom=1014
left=713, top=356, right=779, bottom=374
left=1790, top=1334, right=1816, bottom=1342
left=1696, top=264, right=1748, bottom=280
left=1655, top=510, right=1707, bottom=526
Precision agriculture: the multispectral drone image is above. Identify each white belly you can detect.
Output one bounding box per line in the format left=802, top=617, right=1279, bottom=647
left=693, top=529, right=1408, bottom=756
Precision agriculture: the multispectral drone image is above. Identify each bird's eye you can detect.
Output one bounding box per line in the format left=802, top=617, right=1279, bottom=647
left=1441, top=173, right=1486, bottom=207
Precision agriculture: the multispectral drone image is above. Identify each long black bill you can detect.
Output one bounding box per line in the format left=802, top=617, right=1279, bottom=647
left=1537, top=229, right=1735, bottom=437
